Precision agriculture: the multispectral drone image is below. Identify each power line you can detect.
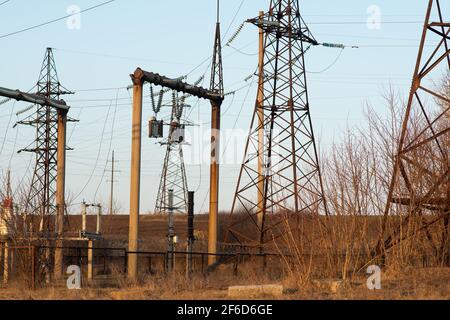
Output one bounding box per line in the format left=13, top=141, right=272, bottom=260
left=307, top=49, right=344, bottom=74
left=71, top=96, right=114, bottom=202
left=0, top=0, right=11, bottom=7
left=0, top=0, right=116, bottom=40
left=0, top=101, right=15, bottom=158
left=308, top=20, right=423, bottom=25
left=93, top=88, right=120, bottom=202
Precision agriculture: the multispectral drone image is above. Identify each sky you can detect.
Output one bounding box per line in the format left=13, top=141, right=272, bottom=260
left=0, top=0, right=443, bottom=215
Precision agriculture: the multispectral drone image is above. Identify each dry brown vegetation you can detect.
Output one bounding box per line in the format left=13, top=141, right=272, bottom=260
left=1, top=80, right=449, bottom=300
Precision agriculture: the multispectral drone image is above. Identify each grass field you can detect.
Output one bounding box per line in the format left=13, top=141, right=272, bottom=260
left=1, top=214, right=448, bottom=300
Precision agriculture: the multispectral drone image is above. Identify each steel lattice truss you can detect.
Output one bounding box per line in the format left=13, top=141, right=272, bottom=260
left=19, top=48, right=71, bottom=233
left=226, top=0, right=327, bottom=246
left=376, top=0, right=449, bottom=262
left=155, top=92, right=189, bottom=214
left=210, top=21, right=224, bottom=95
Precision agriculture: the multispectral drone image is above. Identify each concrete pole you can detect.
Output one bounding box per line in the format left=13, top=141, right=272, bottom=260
left=87, top=240, right=93, bottom=281
left=96, top=205, right=102, bottom=234
left=82, top=202, right=87, bottom=233
left=9, top=245, right=14, bottom=280
left=128, top=70, right=144, bottom=279
left=257, top=11, right=265, bottom=233
left=3, top=242, right=9, bottom=284
left=54, top=109, right=67, bottom=280
left=208, top=100, right=221, bottom=266
left=109, top=151, right=115, bottom=215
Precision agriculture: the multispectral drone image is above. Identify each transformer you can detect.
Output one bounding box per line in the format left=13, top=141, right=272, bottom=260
left=149, top=117, right=164, bottom=138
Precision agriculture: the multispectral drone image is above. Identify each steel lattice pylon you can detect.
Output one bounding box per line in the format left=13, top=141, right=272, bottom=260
left=376, top=0, right=449, bottom=264
left=226, top=0, right=327, bottom=247
left=155, top=92, right=189, bottom=214
left=18, top=48, right=71, bottom=233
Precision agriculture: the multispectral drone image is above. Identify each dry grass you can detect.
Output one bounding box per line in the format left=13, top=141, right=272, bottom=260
left=0, top=264, right=448, bottom=300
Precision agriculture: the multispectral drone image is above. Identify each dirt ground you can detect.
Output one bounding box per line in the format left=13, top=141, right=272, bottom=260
left=0, top=266, right=448, bottom=300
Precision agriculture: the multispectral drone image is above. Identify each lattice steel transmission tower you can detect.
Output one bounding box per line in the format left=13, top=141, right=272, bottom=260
left=155, top=91, right=189, bottom=215
left=226, top=0, right=327, bottom=247
left=18, top=48, right=72, bottom=233
left=375, top=0, right=449, bottom=264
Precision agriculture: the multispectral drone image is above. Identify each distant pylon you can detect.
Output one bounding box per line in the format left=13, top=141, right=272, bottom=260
left=376, top=0, right=449, bottom=264
left=226, top=0, right=328, bottom=247
left=18, top=48, right=72, bottom=234
left=155, top=91, right=189, bottom=215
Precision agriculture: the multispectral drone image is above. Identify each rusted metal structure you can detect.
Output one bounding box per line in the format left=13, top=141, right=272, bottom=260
left=17, top=48, right=72, bottom=235
left=375, top=0, right=449, bottom=264
left=226, top=0, right=327, bottom=248
left=127, top=69, right=223, bottom=279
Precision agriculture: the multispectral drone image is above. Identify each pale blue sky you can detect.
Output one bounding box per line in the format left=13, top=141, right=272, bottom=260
left=0, top=0, right=442, bottom=214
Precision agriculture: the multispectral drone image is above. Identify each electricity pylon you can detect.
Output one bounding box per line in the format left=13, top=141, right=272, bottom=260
left=226, top=0, right=327, bottom=247
left=376, top=0, right=449, bottom=264
left=18, top=48, right=72, bottom=234
left=155, top=91, right=189, bottom=215
left=208, top=0, right=224, bottom=266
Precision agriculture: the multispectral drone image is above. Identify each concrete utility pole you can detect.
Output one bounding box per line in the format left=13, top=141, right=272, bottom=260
left=127, top=69, right=223, bottom=279
left=82, top=202, right=87, bottom=233
left=127, top=73, right=144, bottom=280
left=54, top=109, right=68, bottom=280
left=108, top=151, right=116, bottom=216
left=208, top=0, right=224, bottom=267
left=257, top=11, right=265, bottom=232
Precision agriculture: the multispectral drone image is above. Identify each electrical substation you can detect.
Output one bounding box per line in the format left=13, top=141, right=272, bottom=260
left=0, top=0, right=448, bottom=292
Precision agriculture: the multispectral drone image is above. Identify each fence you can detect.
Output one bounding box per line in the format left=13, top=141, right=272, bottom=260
left=0, top=244, right=286, bottom=289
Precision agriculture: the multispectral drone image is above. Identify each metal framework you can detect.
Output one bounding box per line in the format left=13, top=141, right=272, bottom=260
left=376, top=0, right=449, bottom=263
left=226, top=0, right=327, bottom=247
left=155, top=91, right=189, bottom=215
left=18, top=48, right=72, bottom=234
left=0, top=85, right=69, bottom=278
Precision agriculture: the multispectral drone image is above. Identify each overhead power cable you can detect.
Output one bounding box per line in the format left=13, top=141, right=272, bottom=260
left=308, top=20, right=423, bottom=25
left=0, top=0, right=116, bottom=39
